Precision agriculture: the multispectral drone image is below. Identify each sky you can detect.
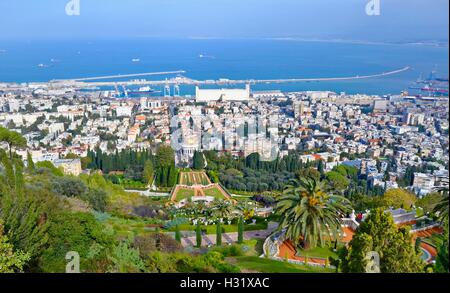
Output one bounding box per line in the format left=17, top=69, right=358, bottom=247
left=0, top=0, right=448, bottom=42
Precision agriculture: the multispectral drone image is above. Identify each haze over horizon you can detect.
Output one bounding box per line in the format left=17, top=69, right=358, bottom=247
left=0, top=0, right=448, bottom=42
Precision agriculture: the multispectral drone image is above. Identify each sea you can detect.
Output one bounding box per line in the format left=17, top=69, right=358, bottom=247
left=0, top=38, right=448, bottom=96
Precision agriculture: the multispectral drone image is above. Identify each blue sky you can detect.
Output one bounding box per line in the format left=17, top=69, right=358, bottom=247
left=0, top=0, right=448, bottom=41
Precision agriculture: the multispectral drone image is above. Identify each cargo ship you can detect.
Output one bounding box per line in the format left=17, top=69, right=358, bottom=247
left=126, top=86, right=159, bottom=96
left=409, top=70, right=449, bottom=96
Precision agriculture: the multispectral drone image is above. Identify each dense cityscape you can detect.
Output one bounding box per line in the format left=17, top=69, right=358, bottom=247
left=0, top=76, right=448, bottom=273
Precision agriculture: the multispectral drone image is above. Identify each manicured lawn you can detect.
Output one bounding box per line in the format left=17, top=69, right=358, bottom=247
left=175, top=188, right=195, bottom=201
left=295, top=246, right=338, bottom=259
left=228, top=256, right=333, bottom=273
left=203, top=186, right=226, bottom=199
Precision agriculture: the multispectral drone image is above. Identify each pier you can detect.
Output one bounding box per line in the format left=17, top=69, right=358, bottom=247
left=51, top=66, right=411, bottom=88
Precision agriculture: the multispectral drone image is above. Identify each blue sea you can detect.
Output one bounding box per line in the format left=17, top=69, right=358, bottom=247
left=0, top=39, right=448, bottom=95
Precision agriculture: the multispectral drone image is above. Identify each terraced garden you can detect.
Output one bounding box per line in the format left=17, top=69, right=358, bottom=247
left=170, top=172, right=234, bottom=203
left=179, top=172, right=211, bottom=186
left=203, top=185, right=228, bottom=199
left=174, top=187, right=195, bottom=201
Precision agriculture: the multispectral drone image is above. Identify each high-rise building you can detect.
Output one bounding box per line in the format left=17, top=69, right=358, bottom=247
left=294, top=101, right=305, bottom=119
left=372, top=99, right=388, bottom=113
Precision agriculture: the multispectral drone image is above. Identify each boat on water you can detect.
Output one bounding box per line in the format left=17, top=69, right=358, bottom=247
left=199, top=53, right=215, bottom=59
left=127, top=86, right=158, bottom=96
left=132, top=58, right=141, bottom=62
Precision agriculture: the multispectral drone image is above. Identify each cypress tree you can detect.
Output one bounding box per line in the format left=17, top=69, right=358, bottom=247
left=167, top=166, right=178, bottom=187
left=14, top=160, right=25, bottom=196
left=175, top=224, right=182, bottom=243
left=26, top=151, right=35, bottom=173
left=237, top=216, right=244, bottom=244
left=196, top=222, right=202, bottom=248
left=216, top=221, right=222, bottom=246
left=0, top=151, right=15, bottom=189
left=193, top=151, right=204, bottom=170
left=160, top=167, right=168, bottom=187
left=318, top=159, right=325, bottom=175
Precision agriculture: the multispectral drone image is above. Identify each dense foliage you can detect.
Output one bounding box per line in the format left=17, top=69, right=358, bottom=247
left=337, top=209, right=425, bottom=273
left=87, top=146, right=178, bottom=188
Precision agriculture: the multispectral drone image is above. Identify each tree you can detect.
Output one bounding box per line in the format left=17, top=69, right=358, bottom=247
left=80, top=156, right=92, bottom=170
left=193, top=151, right=205, bottom=170
left=338, top=208, right=424, bottom=273
left=296, top=168, right=320, bottom=182
left=175, top=225, right=182, bottom=243
left=155, top=146, right=176, bottom=187
left=195, top=222, right=202, bottom=248
left=435, top=226, right=449, bottom=273
left=167, top=166, right=178, bottom=187
left=317, top=160, right=324, bottom=175
left=0, top=127, right=27, bottom=159
left=237, top=216, right=244, bottom=244
left=434, top=190, right=449, bottom=224
left=0, top=170, right=60, bottom=263
left=325, top=171, right=350, bottom=193
left=80, top=188, right=107, bottom=212
left=0, top=221, right=31, bottom=273
left=416, top=192, right=443, bottom=214
left=26, top=151, right=35, bottom=173
left=275, top=177, right=351, bottom=249
left=39, top=212, right=112, bottom=272
left=212, top=200, right=233, bottom=220
left=142, top=160, right=154, bottom=185
left=52, top=176, right=88, bottom=197
left=245, top=153, right=260, bottom=170
left=383, top=188, right=416, bottom=209
left=107, top=241, right=146, bottom=273
left=216, top=221, right=222, bottom=246
left=156, top=145, right=175, bottom=169
left=14, top=159, right=25, bottom=196
left=36, top=161, right=64, bottom=177
left=0, top=149, right=15, bottom=190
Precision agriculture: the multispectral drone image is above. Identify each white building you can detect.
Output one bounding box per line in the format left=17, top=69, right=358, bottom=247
left=196, top=85, right=251, bottom=102
left=53, top=159, right=82, bottom=176
left=48, top=123, right=65, bottom=134
left=115, top=106, right=133, bottom=117
left=8, top=99, right=20, bottom=112
left=373, top=99, right=388, bottom=113
left=413, top=172, right=435, bottom=195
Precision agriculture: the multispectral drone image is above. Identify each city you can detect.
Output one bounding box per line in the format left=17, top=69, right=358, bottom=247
left=1, top=71, right=448, bottom=274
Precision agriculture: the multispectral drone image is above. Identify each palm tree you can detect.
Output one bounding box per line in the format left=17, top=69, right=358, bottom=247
left=212, top=199, right=234, bottom=220
left=275, top=177, right=351, bottom=249
left=236, top=200, right=255, bottom=220
left=434, top=187, right=449, bottom=224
